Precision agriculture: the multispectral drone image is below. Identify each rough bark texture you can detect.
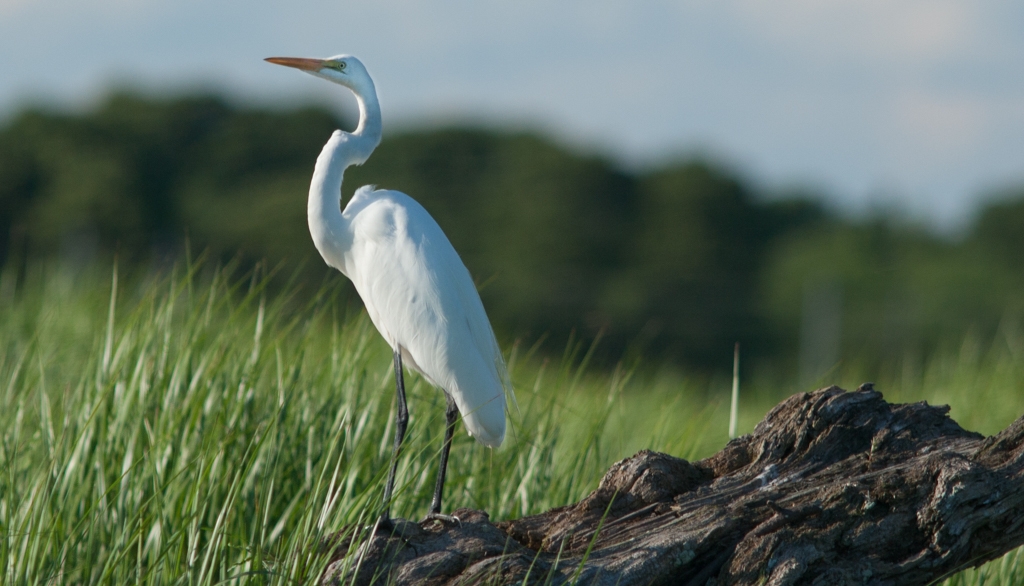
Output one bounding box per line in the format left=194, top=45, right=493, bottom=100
left=321, top=386, right=1024, bottom=585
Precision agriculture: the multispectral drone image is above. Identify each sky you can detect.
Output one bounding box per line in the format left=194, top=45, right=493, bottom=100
left=2, top=0, right=1022, bottom=230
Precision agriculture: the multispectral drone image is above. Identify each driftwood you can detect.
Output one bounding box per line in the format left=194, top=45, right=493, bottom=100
left=321, top=385, right=1024, bottom=585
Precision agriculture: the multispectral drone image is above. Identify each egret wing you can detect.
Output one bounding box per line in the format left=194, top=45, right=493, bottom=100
left=343, top=187, right=508, bottom=446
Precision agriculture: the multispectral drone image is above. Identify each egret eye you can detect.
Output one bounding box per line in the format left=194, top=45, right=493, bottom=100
left=337, top=61, right=347, bottom=70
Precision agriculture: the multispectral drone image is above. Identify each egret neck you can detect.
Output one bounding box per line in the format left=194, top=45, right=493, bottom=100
left=307, top=78, right=383, bottom=272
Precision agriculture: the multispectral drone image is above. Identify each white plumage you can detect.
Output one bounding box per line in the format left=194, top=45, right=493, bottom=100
left=338, top=186, right=507, bottom=446
left=266, top=54, right=511, bottom=521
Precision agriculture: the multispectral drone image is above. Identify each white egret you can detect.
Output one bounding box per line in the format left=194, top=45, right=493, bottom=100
left=265, top=55, right=512, bottom=525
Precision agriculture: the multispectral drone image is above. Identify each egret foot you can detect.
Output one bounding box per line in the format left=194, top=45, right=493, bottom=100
left=373, top=514, right=395, bottom=534
left=422, top=512, right=461, bottom=526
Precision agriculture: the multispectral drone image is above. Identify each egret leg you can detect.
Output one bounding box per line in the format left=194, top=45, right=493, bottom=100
left=425, top=394, right=460, bottom=523
left=380, top=348, right=409, bottom=527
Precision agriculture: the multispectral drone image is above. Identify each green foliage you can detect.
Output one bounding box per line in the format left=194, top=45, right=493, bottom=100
left=0, top=94, right=817, bottom=371
left=0, top=93, right=340, bottom=266
left=598, top=162, right=825, bottom=367
left=761, top=217, right=1024, bottom=378
left=2, top=92, right=1024, bottom=376
left=970, top=190, right=1024, bottom=272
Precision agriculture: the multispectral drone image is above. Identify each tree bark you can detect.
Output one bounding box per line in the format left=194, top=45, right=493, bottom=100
left=321, top=385, right=1024, bottom=585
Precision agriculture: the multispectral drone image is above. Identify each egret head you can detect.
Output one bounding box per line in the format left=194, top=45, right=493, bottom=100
left=265, top=54, right=373, bottom=94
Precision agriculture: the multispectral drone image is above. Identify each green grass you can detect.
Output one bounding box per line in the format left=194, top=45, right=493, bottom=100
left=1, top=261, right=1023, bottom=584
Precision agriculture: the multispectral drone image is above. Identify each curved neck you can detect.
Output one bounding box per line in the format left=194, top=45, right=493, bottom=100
left=352, top=81, right=382, bottom=160
left=307, top=79, right=382, bottom=272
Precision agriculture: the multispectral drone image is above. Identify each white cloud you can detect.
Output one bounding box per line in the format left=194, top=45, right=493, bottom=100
left=892, top=90, right=986, bottom=160
left=731, top=0, right=979, bottom=66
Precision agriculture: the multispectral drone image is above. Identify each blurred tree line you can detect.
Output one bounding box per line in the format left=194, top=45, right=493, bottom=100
left=1, top=92, right=1023, bottom=377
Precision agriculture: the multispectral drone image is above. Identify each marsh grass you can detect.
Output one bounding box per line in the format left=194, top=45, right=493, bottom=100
left=1, top=261, right=1022, bottom=584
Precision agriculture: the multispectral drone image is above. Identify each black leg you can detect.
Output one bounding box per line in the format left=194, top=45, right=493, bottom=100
left=429, top=394, right=460, bottom=516
left=380, top=348, right=409, bottom=525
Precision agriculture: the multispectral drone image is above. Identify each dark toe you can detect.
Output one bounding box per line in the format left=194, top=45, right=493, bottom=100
left=422, top=512, right=461, bottom=526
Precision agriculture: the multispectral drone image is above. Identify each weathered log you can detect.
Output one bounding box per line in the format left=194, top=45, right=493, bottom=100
left=321, top=385, right=1024, bottom=585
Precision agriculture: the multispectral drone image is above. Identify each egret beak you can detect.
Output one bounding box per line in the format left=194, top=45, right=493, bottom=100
left=264, top=57, right=325, bottom=72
